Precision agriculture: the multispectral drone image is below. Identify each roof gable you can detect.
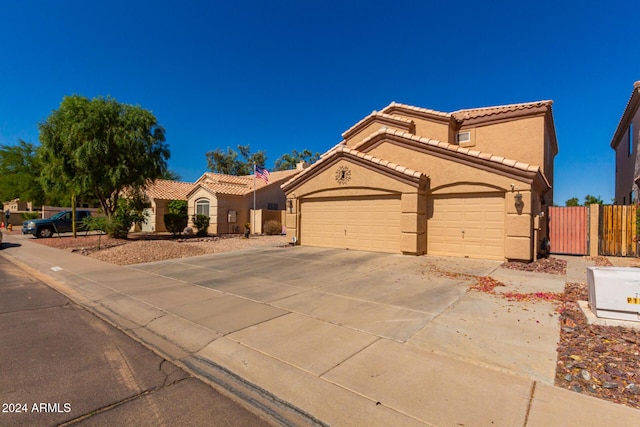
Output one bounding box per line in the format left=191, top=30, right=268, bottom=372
left=189, top=168, right=300, bottom=198
left=611, top=81, right=640, bottom=149
left=281, top=145, right=426, bottom=193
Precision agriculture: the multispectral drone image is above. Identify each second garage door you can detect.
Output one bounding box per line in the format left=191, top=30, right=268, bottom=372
left=428, top=193, right=505, bottom=260
left=301, top=196, right=401, bottom=253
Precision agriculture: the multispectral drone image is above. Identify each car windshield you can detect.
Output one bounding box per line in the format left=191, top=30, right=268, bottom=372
left=50, top=212, right=68, bottom=220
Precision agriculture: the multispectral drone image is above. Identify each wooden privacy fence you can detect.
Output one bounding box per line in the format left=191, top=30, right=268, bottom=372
left=599, top=204, right=638, bottom=257
left=548, top=206, right=589, bottom=255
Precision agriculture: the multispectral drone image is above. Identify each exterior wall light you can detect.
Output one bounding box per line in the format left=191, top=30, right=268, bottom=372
left=514, top=192, right=523, bottom=205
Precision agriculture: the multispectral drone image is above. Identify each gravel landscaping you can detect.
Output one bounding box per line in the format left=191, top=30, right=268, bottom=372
left=30, top=233, right=289, bottom=265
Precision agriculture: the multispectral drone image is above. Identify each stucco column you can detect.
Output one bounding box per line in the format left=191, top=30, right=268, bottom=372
left=400, top=192, right=426, bottom=255
left=505, top=190, right=533, bottom=261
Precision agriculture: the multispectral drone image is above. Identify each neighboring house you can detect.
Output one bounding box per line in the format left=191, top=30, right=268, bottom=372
left=611, top=81, right=640, bottom=205
left=282, top=100, right=558, bottom=261
left=187, top=167, right=301, bottom=234
left=142, top=166, right=303, bottom=234
left=139, top=179, right=197, bottom=232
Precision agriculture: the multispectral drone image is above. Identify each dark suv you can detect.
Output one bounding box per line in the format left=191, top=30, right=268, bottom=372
left=22, top=210, right=92, bottom=238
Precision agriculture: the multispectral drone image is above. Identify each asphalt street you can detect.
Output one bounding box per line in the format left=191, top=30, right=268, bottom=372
left=0, top=256, right=273, bottom=427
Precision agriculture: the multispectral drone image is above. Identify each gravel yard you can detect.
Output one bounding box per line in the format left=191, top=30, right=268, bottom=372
left=30, top=233, right=289, bottom=265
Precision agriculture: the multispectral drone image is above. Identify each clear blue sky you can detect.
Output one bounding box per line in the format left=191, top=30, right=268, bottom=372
left=1, top=1, right=638, bottom=205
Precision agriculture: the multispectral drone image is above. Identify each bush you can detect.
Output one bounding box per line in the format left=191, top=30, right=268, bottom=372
left=168, top=200, right=188, bottom=216
left=192, top=214, right=210, bottom=237
left=263, top=220, right=282, bottom=235
left=21, top=212, right=40, bottom=220
left=164, top=213, right=188, bottom=235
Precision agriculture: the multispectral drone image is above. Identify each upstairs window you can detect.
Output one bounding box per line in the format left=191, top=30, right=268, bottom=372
left=267, top=202, right=279, bottom=210
left=629, top=123, right=634, bottom=157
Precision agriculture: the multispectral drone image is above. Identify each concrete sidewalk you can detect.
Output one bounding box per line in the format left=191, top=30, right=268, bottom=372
left=1, top=234, right=639, bottom=426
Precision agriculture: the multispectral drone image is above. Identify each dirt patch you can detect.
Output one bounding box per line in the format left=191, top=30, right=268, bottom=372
left=30, top=233, right=289, bottom=265
left=501, top=256, right=567, bottom=275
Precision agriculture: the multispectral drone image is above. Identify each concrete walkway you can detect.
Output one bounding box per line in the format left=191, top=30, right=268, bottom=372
left=1, top=234, right=639, bottom=426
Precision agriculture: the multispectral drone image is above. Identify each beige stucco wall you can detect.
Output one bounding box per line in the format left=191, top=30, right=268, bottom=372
left=188, top=188, right=219, bottom=233
left=466, top=115, right=546, bottom=169
left=343, top=118, right=412, bottom=148
left=397, top=116, right=449, bottom=143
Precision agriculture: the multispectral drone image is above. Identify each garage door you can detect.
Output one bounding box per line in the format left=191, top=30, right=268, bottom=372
left=301, top=196, right=401, bottom=253
left=427, top=193, right=505, bottom=260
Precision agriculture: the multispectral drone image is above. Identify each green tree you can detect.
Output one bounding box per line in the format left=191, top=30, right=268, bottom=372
left=565, top=197, right=580, bottom=206
left=38, top=95, right=169, bottom=237
left=0, top=140, right=46, bottom=205
left=584, top=194, right=604, bottom=206
left=273, top=149, right=320, bottom=171
left=205, top=144, right=266, bottom=175
left=161, top=169, right=182, bottom=181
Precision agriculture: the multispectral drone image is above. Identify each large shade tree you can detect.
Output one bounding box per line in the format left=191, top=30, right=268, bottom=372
left=38, top=95, right=169, bottom=230
left=274, top=149, right=320, bottom=171
left=206, top=144, right=266, bottom=175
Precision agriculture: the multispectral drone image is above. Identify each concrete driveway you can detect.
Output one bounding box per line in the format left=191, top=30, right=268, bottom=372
left=132, top=246, right=499, bottom=344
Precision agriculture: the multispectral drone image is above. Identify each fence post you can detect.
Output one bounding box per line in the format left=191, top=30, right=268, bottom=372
left=589, top=204, right=599, bottom=256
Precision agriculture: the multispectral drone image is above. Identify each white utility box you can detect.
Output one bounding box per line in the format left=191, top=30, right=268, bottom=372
left=587, top=267, right=640, bottom=322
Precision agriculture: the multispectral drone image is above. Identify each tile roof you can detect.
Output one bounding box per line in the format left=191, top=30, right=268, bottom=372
left=356, top=128, right=543, bottom=175
left=197, top=169, right=300, bottom=196
left=378, top=100, right=553, bottom=124
left=341, top=111, right=415, bottom=140
left=281, top=144, right=425, bottom=190
left=143, top=179, right=196, bottom=200
left=451, top=100, right=553, bottom=122
left=380, top=102, right=452, bottom=118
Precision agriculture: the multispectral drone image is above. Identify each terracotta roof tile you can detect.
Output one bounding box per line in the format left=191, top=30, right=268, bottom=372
left=143, top=179, right=196, bottom=200
left=451, top=100, right=553, bottom=122
left=380, top=101, right=452, bottom=118
left=195, top=169, right=299, bottom=196
left=341, top=111, right=415, bottom=140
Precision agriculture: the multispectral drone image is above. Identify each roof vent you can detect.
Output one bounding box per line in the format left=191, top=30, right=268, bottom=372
left=456, top=131, right=471, bottom=144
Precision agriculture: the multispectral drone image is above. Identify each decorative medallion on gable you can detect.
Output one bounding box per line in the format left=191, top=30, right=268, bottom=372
left=335, top=165, right=351, bottom=185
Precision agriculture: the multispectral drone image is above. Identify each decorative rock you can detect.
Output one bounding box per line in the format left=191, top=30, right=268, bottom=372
left=564, top=374, right=573, bottom=382
left=625, top=384, right=640, bottom=395
left=571, top=384, right=583, bottom=393
left=183, top=227, right=194, bottom=236
left=603, top=382, right=619, bottom=389
left=580, top=370, right=591, bottom=381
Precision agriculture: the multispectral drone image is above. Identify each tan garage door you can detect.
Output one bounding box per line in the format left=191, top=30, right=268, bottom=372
left=301, top=196, right=401, bottom=253
left=428, top=193, right=505, bottom=260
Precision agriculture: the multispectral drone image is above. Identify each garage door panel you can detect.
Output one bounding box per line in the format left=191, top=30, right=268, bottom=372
left=428, top=194, right=505, bottom=260
left=301, top=196, right=401, bottom=253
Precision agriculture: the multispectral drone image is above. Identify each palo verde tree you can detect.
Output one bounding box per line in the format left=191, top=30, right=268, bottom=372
left=38, top=95, right=169, bottom=236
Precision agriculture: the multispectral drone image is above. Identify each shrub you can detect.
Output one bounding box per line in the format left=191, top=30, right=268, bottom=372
left=164, top=213, right=188, bottom=235
left=168, top=200, right=188, bottom=216
left=21, top=212, right=40, bottom=220
left=192, top=214, right=210, bottom=237
left=263, top=220, right=282, bottom=235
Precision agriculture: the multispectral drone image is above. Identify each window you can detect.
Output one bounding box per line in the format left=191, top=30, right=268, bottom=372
left=629, top=123, right=634, bottom=157
left=267, top=203, right=278, bottom=210
left=456, top=132, right=471, bottom=144
left=195, top=199, right=210, bottom=217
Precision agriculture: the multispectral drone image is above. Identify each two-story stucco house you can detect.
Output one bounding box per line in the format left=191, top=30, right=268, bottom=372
left=282, top=100, right=558, bottom=261
left=611, top=81, right=640, bottom=205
